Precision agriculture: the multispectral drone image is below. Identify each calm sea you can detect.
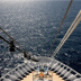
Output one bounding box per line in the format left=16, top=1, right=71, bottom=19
left=0, top=1, right=81, bottom=76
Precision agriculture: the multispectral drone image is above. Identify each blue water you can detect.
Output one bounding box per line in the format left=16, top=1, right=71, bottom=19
left=0, top=1, right=81, bottom=76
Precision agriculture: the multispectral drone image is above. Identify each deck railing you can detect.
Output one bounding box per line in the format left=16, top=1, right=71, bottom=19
left=0, top=57, right=81, bottom=81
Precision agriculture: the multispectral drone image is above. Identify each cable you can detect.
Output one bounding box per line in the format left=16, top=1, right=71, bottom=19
left=0, top=35, right=39, bottom=62
left=50, top=10, right=81, bottom=68
left=0, top=26, right=22, bottom=49
left=0, top=27, right=14, bottom=40
left=52, top=0, right=74, bottom=47
left=0, top=27, right=39, bottom=62
left=0, top=35, right=22, bottom=52
left=0, top=26, right=28, bottom=51
left=47, top=0, right=74, bottom=70
left=53, top=10, right=81, bottom=57
left=0, top=35, right=10, bottom=44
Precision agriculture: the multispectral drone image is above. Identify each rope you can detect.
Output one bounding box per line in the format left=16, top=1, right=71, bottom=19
left=1, top=27, right=24, bottom=50
left=0, top=34, right=39, bottom=62
left=0, top=27, right=14, bottom=40
left=0, top=35, right=10, bottom=44
left=48, top=0, right=74, bottom=70
left=0, top=26, right=28, bottom=51
left=52, top=0, right=74, bottom=47
left=0, top=35, right=23, bottom=52
left=0, top=27, right=39, bottom=62
left=49, top=0, right=74, bottom=63
left=50, top=10, right=81, bottom=68
left=53, top=10, right=81, bottom=57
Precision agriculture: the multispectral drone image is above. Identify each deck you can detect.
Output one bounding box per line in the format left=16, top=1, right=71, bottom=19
left=21, top=71, right=64, bottom=81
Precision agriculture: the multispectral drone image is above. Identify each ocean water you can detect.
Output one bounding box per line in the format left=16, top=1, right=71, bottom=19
left=0, top=1, right=81, bottom=76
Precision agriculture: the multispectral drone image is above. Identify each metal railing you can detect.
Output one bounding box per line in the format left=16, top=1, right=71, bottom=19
left=0, top=57, right=81, bottom=81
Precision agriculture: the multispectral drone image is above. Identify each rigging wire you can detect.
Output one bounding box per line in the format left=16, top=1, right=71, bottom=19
left=49, top=10, right=81, bottom=68
left=50, top=10, right=81, bottom=69
left=0, top=27, right=14, bottom=40
left=53, top=10, right=81, bottom=57
left=0, top=27, right=39, bottom=62
left=46, top=0, right=74, bottom=71
left=0, top=26, right=22, bottom=48
left=52, top=0, right=74, bottom=47
left=0, top=26, right=29, bottom=52
left=50, top=0, right=74, bottom=57
left=35, top=0, right=75, bottom=69
left=0, top=35, right=22, bottom=52
left=0, top=35, right=10, bottom=44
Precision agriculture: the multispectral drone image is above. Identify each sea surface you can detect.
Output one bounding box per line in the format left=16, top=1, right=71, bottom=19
left=0, top=1, right=81, bottom=77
